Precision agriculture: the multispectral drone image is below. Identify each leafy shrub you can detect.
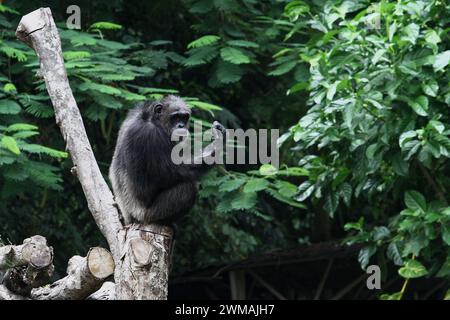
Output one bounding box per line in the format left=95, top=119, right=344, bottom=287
left=272, top=0, right=449, bottom=298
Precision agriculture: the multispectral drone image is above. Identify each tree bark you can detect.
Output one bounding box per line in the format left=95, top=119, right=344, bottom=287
left=87, top=281, right=116, bottom=300
left=31, top=247, right=114, bottom=300
left=0, top=235, right=54, bottom=296
left=15, top=7, right=174, bottom=300
left=115, top=224, right=173, bottom=300
left=0, top=285, right=28, bottom=300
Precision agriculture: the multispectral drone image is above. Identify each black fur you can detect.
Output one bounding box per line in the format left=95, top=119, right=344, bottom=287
left=109, top=95, right=224, bottom=224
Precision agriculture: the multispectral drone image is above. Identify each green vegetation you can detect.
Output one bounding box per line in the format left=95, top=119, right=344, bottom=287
left=0, top=0, right=448, bottom=299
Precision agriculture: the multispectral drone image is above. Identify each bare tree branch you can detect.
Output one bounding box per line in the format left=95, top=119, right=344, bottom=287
left=87, top=281, right=116, bottom=300
left=15, top=8, right=122, bottom=259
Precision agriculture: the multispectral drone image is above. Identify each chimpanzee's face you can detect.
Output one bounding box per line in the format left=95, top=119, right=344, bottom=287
left=150, top=95, right=191, bottom=139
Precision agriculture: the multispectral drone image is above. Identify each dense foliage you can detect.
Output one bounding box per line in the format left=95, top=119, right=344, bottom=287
left=0, top=0, right=448, bottom=299
left=274, top=0, right=450, bottom=299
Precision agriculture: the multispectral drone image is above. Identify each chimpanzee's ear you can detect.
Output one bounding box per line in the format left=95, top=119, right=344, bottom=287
left=153, top=103, right=163, bottom=115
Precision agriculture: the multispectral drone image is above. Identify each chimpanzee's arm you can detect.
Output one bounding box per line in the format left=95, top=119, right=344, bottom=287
left=190, top=121, right=226, bottom=170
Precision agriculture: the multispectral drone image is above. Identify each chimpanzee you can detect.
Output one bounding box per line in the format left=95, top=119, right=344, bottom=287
left=109, top=95, right=225, bottom=225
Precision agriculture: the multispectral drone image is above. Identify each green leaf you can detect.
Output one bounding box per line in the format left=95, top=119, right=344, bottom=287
left=442, top=225, right=450, bottom=246
left=91, top=92, right=123, bottom=109
left=97, top=39, right=128, bottom=50
left=216, top=61, right=244, bottom=83
left=7, top=123, right=38, bottom=132
left=184, top=46, right=219, bottom=67
left=365, top=143, right=378, bottom=160
left=70, top=34, right=97, bottom=46
left=296, top=181, right=314, bottom=201
left=387, top=243, right=404, bottom=266
left=392, top=153, right=409, bottom=176
left=421, top=80, right=438, bottom=97
left=276, top=167, right=309, bottom=177
left=85, top=105, right=107, bottom=121
left=89, top=21, right=122, bottom=30
left=407, top=96, right=428, bottom=116
left=398, top=260, right=428, bottom=279
left=231, top=192, right=258, bottom=210
left=380, top=292, right=402, bottom=300
left=403, top=140, right=421, bottom=160
left=220, top=47, right=251, bottom=64
left=274, top=181, right=298, bottom=197
left=0, top=100, right=21, bottom=114
left=268, top=61, right=296, bottom=76
left=401, top=23, right=420, bottom=44
left=20, top=144, right=68, bottom=158
left=118, top=89, right=146, bottom=101
left=284, top=0, right=310, bottom=21
left=0, top=46, right=27, bottom=61
left=12, top=131, right=39, bottom=139
left=398, top=130, right=417, bottom=148
left=78, top=82, right=122, bottom=96
left=189, top=101, right=222, bottom=111
left=404, top=190, right=427, bottom=213
left=445, top=289, right=450, bottom=300
left=187, top=35, right=220, bottom=49
left=424, top=30, right=441, bottom=46
left=326, top=82, right=338, bottom=101
left=403, top=235, right=429, bottom=257
left=287, top=82, right=309, bottom=94
left=436, top=256, right=450, bottom=277
left=428, top=120, right=445, bottom=134
left=1, top=136, right=20, bottom=155
left=63, top=51, right=91, bottom=60
left=433, top=50, right=450, bottom=71
left=22, top=101, right=54, bottom=118
left=149, top=40, right=173, bottom=46
left=0, top=4, right=19, bottom=14
left=372, top=49, right=386, bottom=64
left=243, top=178, right=269, bottom=193
left=358, top=245, right=376, bottom=270
left=324, top=193, right=339, bottom=216
left=259, top=164, right=278, bottom=176
left=3, top=83, right=17, bottom=93
left=219, top=178, right=246, bottom=192
left=227, top=40, right=259, bottom=48
left=344, top=217, right=364, bottom=231
left=265, top=187, right=306, bottom=209
left=373, top=226, right=390, bottom=241
left=340, top=182, right=352, bottom=206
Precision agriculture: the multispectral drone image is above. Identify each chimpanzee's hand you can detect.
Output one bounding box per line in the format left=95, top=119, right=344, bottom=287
left=212, top=121, right=226, bottom=134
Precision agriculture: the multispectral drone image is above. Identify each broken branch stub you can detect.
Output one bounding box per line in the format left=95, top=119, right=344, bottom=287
left=0, top=235, right=54, bottom=296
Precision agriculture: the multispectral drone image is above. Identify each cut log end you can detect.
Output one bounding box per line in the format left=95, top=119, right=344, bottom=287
left=87, top=247, right=114, bottom=279
left=130, top=238, right=153, bottom=267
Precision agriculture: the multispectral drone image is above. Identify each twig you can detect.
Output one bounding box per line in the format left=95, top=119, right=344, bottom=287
left=314, top=258, right=334, bottom=300
left=248, top=270, right=287, bottom=300
left=331, top=274, right=367, bottom=300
